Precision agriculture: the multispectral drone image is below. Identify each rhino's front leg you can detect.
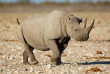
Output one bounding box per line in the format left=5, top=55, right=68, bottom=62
left=46, top=40, right=62, bottom=65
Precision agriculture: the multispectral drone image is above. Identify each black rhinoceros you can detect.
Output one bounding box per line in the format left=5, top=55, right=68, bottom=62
left=17, top=10, right=95, bottom=65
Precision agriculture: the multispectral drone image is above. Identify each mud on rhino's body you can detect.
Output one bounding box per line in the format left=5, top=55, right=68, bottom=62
left=17, top=10, right=95, bottom=65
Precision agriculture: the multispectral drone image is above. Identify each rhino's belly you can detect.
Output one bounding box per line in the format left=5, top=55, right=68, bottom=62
left=27, top=40, right=48, bottom=51
left=33, top=43, right=49, bottom=51
left=26, top=36, right=49, bottom=51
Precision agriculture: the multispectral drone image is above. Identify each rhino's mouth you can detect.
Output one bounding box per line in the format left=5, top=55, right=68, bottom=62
left=76, top=37, right=89, bottom=41
left=81, top=37, right=89, bottom=41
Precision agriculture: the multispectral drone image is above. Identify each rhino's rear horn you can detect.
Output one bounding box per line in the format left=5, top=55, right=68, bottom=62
left=86, top=19, right=95, bottom=33
left=84, top=18, right=87, bottom=28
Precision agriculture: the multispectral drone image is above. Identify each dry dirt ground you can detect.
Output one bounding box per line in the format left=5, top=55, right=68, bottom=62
left=0, top=12, right=110, bottom=74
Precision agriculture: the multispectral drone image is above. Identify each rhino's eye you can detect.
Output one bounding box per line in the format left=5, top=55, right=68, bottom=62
left=69, top=18, right=71, bottom=20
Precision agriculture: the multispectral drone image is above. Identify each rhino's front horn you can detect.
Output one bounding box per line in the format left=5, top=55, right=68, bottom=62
left=84, top=18, right=87, bottom=28
left=86, top=19, right=95, bottom=33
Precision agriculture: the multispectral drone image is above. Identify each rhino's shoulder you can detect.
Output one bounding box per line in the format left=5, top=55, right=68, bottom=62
left=51, top=10, right=66, bottom=14
left=48, top=10, right=74, bottom=20
left=48, top=10, right=68, bottom=16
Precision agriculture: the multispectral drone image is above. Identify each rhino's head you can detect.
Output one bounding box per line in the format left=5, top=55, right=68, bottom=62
left=66, top=14, right=95, bottom=41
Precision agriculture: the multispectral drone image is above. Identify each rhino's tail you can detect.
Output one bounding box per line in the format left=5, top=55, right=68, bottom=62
left=17, top=18, right=20, bottom=25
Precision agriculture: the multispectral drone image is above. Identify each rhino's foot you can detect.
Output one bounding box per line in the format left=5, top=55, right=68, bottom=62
left=51, top=61, right=63, bottom=66
left=23, top=62, right=31, bottom=65
left=51, top=57, right=62, bottom=65
left=31, top=60, right=39, bottom=65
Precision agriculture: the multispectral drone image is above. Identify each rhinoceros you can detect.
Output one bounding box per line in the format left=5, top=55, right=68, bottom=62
left=17, top=10, right=95, bottom=65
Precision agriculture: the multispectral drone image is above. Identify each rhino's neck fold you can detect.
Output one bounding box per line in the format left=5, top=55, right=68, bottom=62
left=61, top=16, right=68, bottom=38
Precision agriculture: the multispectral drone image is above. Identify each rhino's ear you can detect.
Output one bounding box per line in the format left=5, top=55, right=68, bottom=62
left=75, top=17, right=82, bottom=24
left=79, top=19, right=82, bottom=23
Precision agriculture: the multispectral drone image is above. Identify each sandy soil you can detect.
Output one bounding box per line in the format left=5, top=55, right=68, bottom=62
left=0, top=12, right=110, bottom=74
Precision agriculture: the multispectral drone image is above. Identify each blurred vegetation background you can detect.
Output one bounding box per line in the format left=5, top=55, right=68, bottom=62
left=0, top=0, right=110, bottom=12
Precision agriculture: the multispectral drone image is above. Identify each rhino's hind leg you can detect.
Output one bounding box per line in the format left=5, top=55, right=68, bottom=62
left=23, top=50, right=30, bottom=65
left=23, top=44, right=38, bottom=65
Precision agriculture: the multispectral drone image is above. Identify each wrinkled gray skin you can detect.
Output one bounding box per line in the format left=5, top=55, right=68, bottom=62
left=17, top=10, right=95, bottom=65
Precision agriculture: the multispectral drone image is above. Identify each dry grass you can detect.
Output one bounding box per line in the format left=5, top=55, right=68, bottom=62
left=85, top=67, right=101, bottom=73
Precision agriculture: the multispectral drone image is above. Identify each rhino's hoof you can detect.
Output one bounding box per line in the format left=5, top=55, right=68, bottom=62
left=51, top=57, right=62, bottom=65
left=50, top=61, right=62, bottom=66
left=31, top=61, right=39, bottom=65
left=23, top=62, right=31, bottom=65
